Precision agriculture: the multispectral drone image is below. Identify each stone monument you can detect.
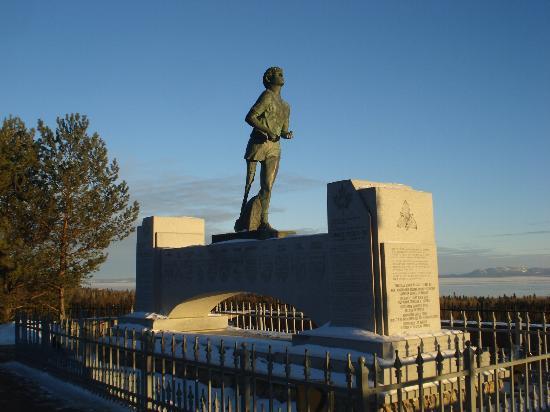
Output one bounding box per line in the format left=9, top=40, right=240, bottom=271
left=128, top=69, right=472, bottom=400
left=134, top=179, right=468, bottom=360
left=327, top=180, right=440, bottom=335
left=293, top=180, right=462, bottom=360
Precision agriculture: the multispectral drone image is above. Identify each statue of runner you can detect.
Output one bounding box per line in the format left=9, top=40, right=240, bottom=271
left=235, top=67, right=293, bottom=232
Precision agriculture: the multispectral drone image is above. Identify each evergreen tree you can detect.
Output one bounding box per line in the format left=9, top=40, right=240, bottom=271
left=0, top=117, right=52, bottom=321
left=36, top=114, right=139, bottom=318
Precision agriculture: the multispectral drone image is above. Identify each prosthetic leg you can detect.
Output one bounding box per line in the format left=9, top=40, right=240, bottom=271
left=234, top=157, right=279, bottom=232
left=240, top=161, right=257, bottom=215
left=257, top=156, right=280, bottom=231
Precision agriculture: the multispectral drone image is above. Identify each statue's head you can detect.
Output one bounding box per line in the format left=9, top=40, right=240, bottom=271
left=263, top=67, right=284, bottom=89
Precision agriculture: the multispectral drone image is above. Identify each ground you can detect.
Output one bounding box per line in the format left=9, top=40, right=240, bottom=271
left=0, top=323, right=131, bottom=411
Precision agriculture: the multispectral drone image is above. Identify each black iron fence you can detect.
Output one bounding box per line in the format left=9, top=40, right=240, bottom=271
left=212, top=301, right=315, bottom=334
left=212, top=303, right=549, bottom=348
left=15, top=313, right=550, bottom=411
left=440, top=306, right=548, bottom=325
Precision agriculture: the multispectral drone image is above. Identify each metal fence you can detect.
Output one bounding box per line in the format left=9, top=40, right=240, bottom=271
left=212, top=303, right=549, bottom=350
left=212, top=302, right=314, bottom=333
left=440, top=306, right=548, bottom=325
left=15, top=314, right=550, bottom=411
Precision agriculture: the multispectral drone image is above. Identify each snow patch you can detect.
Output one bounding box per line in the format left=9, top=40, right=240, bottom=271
left=0, top=361, right=132, bottom=411
left=298, top=323, right=463, bottom=342
left=112, top=322, right=149, bottom=331
left=123, top=312, right=167, bottom=320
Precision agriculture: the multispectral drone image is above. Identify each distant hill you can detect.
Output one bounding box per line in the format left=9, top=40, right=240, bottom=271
left=88, top=277, right=135, bottom=290
left=441, top=267, right=550, bottom=278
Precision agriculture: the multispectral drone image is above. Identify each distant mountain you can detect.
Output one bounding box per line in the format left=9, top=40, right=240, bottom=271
left=441, top=267, right=550, bottom=278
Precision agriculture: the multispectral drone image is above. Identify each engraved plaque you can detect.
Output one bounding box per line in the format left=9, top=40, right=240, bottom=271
left=382, top=242, right=440, bottom=334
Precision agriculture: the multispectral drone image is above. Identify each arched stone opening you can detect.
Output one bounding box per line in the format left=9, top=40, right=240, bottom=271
left=214, top=293, right=319, bottom=332
left=168, top=291, right=244, bottom=318
left=165, top=291, right=319, bottom=333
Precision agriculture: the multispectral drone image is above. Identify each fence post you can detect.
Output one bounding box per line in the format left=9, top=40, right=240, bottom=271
left=536, top=330, right=545, bottom=411
left=416, top=347, right=425, bottom=412
left=525, top=312, right=532, bottom=356
left=394, top=351, right=403, bottom=412
left=140, top=331, right=154, bottom=410
left=357, top=356, right=372, bottom=412
left=514, top=312, right=523, bottom=359
left=463, top=342, right=477, bottom=411
left=476, top=311, right=483, bottom=349
left=14, top=312, right=20, bottom=350
left=41, top=317, right=51, bottom=353
left=240, top=343, right=251, bottom=412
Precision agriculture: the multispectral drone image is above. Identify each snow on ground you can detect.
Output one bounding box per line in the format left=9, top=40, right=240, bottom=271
left=298, top=324, right=391, bottom=341
left=0, top=361, right=132, bottom=411
left=300, top=323, right=465, bottom=342
left=124, top=311, right=167, bottom=319
left=0, top=322, right=14, bottom=345
left=225, top=325, right=293, bottom=340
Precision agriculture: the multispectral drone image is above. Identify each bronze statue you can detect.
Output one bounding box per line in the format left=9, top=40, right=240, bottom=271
left=235, top=67, right=293, bottom=232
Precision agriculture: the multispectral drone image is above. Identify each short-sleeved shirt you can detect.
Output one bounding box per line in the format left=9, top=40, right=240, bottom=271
left=244, top=89, right=290, bottom=161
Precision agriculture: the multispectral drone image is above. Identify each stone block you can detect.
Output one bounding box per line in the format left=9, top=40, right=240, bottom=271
left=136, top=179, right=443, bottom=341
left=293, top=327, right=469, bottom=360
left=326, top=180, right=440, bottom=335
left=135, top=216, right=205, bottom=312
left=119, top=313, right=229, bottom=332
left=382, top=242, right=440, bottom=334
left=152, top=315, right=229, bottom=332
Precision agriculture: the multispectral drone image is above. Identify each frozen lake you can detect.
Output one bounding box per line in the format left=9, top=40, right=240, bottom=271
left=91, top=275, right=550, bottom=297
left=439, top=275, right=549, bottom=297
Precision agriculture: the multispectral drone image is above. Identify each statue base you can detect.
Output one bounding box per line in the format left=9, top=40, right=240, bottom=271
left=212, top=229, right=296, bottom=243
left=234, top=195, right=262, bottom=231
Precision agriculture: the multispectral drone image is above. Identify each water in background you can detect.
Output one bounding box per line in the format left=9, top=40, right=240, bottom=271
left=439, top=276, right=550, bottom=297
left=92, top=276, right=550, bottom=297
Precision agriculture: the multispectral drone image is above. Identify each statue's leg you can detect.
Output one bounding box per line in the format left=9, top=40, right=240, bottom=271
left=258, top=156, right=280, bottom=227
left=240, top=160, right=257, bottom=214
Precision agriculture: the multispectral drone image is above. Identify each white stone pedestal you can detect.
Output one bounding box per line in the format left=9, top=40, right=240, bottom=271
left=293, top=326, right=469, bottom=360
left=119, top=312, right=229, bottom=332
left=292, top=326, right=474, bottom=387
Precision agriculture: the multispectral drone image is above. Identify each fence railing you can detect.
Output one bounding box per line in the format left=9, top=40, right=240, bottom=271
left=440, top=306, right=548, bottom=324
left=15, top=313, right=550, bottom=411
left=212, top=301, right=314, bottom=334
left=213, top=302, right=549, bottom=346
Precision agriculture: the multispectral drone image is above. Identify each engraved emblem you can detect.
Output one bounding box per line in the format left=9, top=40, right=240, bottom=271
left=333, top=183, right=352, bottom=211
left=397, top=200, right=417, bottom=230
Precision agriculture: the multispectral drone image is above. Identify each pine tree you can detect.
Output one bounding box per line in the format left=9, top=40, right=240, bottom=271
left=0, top=117, right=52, bottom=321
left=36, top=114, right=139, bottom=319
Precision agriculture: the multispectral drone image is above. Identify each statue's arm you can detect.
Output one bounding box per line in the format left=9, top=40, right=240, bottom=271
left=281, top=105, right=293, bottom=139
left=245, top=92, right=276, bottom=139
left=245, top=109, right=273, bottom=137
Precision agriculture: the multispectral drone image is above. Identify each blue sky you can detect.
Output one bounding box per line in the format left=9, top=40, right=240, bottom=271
left=2, top=0, right=549, bottom=277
